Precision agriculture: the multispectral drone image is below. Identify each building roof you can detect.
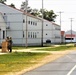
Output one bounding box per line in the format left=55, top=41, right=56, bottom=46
left=3, top=3, right=42, bottom=20
left=65, top=34, right=76, bottom=38
left=0, top=3, right=60, bottom=26
left=52, top=22, right=60, bottom=26
left=38, top=17, right=60, bottom=26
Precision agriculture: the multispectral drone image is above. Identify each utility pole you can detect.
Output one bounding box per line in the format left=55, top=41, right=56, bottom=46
left=41, top=0, right=44, bottom=47
left=57, top=11, right=63, bottom=43
left=70, top=18, right=73, bottom=43
left=25, top=0, right=28, bottom=48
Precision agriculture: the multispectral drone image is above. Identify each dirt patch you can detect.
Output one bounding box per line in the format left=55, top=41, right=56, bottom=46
left=5, top=50, right=74, bottom=75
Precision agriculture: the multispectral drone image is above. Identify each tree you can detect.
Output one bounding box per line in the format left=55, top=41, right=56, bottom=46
left=30, top=9, right=40, bottom=16
left=21, top=2, right=26, bottom=11
left=20, top=1, right=57, bottom=22
left=20, top=1, right=32, bottom=12
left=9, top=3, right=16, bottom=8
left=39, top=9, right=57, bottom=22
left=0, top=0, right=6, bottom=4
left=20, top=2, right=40, bottom=16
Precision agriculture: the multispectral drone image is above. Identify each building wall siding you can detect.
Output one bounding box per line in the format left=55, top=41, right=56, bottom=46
left=0, top=3, right=61, bottom=46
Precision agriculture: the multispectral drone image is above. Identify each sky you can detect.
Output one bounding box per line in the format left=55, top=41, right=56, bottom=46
left=5, top=0, right=76, bottom=32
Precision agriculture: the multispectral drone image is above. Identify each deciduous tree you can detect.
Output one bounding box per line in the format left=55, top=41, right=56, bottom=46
left=0, top=0, right=6, bottom=4
left=9, top=3, right=16, bottom=8
left=40, top=9, right=57, bottom=22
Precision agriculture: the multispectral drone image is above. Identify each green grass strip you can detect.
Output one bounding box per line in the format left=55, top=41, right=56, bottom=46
left=36, top=46, right=74, bottom=51
left=0, top=52, right=49, bottom=75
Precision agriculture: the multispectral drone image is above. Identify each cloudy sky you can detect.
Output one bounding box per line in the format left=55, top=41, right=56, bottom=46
left=6, top=0, right=76, bottom=31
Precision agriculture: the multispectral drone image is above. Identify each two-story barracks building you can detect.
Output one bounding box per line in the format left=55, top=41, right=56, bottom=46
left=0, top=3, right=61, bottom=46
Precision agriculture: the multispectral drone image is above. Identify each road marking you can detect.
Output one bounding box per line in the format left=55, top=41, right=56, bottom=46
left=67, top=65, right=76, bottom=75
left=66, top=55, right=76, bottom=62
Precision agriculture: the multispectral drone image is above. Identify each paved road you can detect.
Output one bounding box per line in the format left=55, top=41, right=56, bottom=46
left=22, top=51, right=76, bottom=75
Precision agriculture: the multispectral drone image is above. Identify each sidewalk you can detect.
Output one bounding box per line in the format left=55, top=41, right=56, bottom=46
left=0, top=51, right=8, bottom=55
left=0, top=44, right=74, bottom=55
left=0, top=48, right=52, bottom=55
left=0, top=46, right=56, bottom=55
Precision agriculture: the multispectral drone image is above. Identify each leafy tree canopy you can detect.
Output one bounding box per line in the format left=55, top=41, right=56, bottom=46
left=9, top=3, right=16, bottom=8
left=30, top=9, right=40, bottom=16
left=0, top=0, right=6, bottom=4
left=20, top=1, right=57, bottom=22
left=39, top=9, right=57, bottom=22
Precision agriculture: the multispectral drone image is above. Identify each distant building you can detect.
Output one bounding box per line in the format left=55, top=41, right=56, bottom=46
left=42, top=19, right=61, bottom=44
left=65, top=30, right=76, bottom=42
left=0, top=3, right=61, bottom=46
left=51, top=22, right=61, bottom=44
left=61, top=31, right=65, bottom=43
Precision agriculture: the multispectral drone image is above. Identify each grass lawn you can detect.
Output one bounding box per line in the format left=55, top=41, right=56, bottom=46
left=0, top=52, right=49, bottom=75
left=0, top=44, right=75, bottom=75
left=35, top=45, right=75, bottom=51
left=12, top=46, right=28, bottom=50
left=12, top=46, right=50, bottom=50
left=12, top=44, right=74, bottom=50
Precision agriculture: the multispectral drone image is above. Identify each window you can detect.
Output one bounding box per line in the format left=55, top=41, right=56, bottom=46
left=33, top=32, right=34, bottom=38
left=23, top=19, right=25, bottom=23
left=4, top=13, right=6, bottom=15
left=31, top=21, right=32, bottom=25
left=28, top=32, right=30, bottom=38
left=23, top=31, right=24, bottom=38
left=33, top=22, right=34, bottom=25
left=65, top=38, right=73, bottom=40
left=46, top=24, right=48, bottom=26
left=31, top=32, right=32, bottom=38
left=28, top=32, right=37, bottom=38
left=3, top=31, right=5, bottom=39
left=35, top=32, right=37, bottom=38
left=46, top=33, right=47, bottom=35
left=28, top=21, right=30, bottom=24
left=55, top=36, right=60, bottom=38
left=35, top=22, right=37, bottom=26
left=55, top=27, right=60, bottom=30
